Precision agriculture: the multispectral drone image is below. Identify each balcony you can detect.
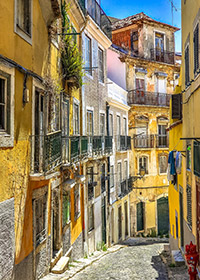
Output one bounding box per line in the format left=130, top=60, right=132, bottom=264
left=78, top=0, right=112, bottom=40
left=133, top=134, right=169, bottom=149
left=150, top=48, right=175, bottom=65
left=155, top=134, right=169, bottom=148
left=116, top=136, right=131, bottom=151
left=104, top=136, right=113, bottom=154
left=31, top=131, right=62, bottom=174
left=88, top=136, right=113, bottom=158
left=134, top=135, right=154, bottom=149
left=128, top=90, right=170, bottom=107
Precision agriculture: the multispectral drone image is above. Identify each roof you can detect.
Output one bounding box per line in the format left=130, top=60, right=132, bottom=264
left=112, top=12, right=180, bottom=32
left=108, top=16, right=120, bottom=24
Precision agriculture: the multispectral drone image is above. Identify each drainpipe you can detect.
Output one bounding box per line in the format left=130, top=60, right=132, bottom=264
left=106, top=101, right=110, bottom=204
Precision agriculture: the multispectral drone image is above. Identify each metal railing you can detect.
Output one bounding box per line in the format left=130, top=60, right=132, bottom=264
left=155, top=134, right=169, bottom=148
left=150, top=48, right=175, bottom=65
left=116, top=136, right=131, bottom=151
left=104, top=136, right=113, bottom=154
left=128, top=90, right=171, bottom=107
left=31, top=131, right=62, bottom=174
left=134, top=134, right=154, bottom=148
left=78, top=0, right=112, bottom=40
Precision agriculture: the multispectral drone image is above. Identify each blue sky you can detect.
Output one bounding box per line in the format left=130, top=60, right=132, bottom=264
left=101, top=0, right=181, bottom=52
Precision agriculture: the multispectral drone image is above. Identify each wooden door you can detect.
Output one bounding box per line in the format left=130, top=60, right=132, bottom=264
left=137, top=202, right=144, bottom=231
left=118, top=206, right=122, bottom=240
left=157, top=197, right=169, bottom=235
left=125, top=201, right=128, bottom=236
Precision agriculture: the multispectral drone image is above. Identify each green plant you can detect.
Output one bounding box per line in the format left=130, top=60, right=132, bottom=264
left=61, top=1, right=84, bottom=88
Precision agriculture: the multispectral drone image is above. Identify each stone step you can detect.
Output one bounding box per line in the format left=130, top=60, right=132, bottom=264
left=172, top=250, right=185, bottom=266
left=51, top=256, right=70, bottom=274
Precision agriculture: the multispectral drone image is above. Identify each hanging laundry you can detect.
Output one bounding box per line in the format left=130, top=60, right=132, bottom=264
left=175, top=152, right=182, bottom=174
left=168, top=151, right=176, bottom=175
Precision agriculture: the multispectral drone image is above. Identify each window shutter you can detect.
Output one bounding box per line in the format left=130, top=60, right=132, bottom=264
left=194, top=141, right=200, bottom=177
left=185, top=46, right=190, bottom=85
left=172, top=94, right=182, bottom=119
left=194, top=24, right=199, bottom=74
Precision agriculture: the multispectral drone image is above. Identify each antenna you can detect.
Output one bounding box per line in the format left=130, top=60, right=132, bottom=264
left=168, top=0, right=178, bottom=26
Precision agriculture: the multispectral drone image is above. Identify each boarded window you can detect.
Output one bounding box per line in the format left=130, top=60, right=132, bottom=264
left=172, top=94, right=182, bottom=119
left=185, top=46, right=190, bottom=86
left=186, top=185, right=192, bottom=229
left=17, top=0, right=31, bottom=35
left=193, top=24, right=199, bottom=75
left=194, top=141, right=200, bottom=177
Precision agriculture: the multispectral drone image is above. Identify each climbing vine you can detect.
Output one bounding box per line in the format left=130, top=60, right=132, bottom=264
left=61, top=0, right=84, bottom=88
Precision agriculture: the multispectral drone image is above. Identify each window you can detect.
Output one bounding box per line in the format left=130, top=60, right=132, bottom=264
left=110, top=165, right=114, bottom=188
left=73, top=103, right=79, bottom=135
left=117, top=162, right=122, bottom=195
left=74, top=185, right=80, bottom=220
left=63, top=191, right=70, bottom=226
left=101, top=164, right=106, bottom=193
left=185, top=45, right=190, bottom=86
left=0, top=67, right=14, bottom=147
left=186, top=143, right=191, bottom=170
left=85, top=35, right=92, bottom=75
left=87, top=110, right=93, bottom=135
left=123, top=118, right=127, bottom=136
left=158, top=125, right=167, bottom=147
left=88, top=204, right=94, bottom=231
left=62, top=96, right=69, bottom=136
left=16, top=0, right=31, bottom=36
left=155, top=32, right=164, bottom=51
left=139, top=156, right=148, bottom=174
left=117, top=115, right=121, bottom=135
left=159, top=155, right=167, bottom=174
left=100, top=113, right=105, bottom=136
left=35, top=193, right=47, bottom=246
left=109, top=114, right=113, bottom=136
left=136, top=78, right=145, bottom=92
left=47, top=95, right=60, bottom=133
left=87, top=167, right=94, bottom=200
left=194, top=24, right=199, bottom=75
left=186, top=185, right=192, bottom=229
left=124, top=161, right=128, bottom=180
left=98, top=48, right=104, bottom=82
left=172, top=94, right=182, bottom=119
left=194, top=141, right=200, bottom=177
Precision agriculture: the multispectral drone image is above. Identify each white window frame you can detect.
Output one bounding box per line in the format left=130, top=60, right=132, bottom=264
left=0, top=64, right=15, bottom=148
left=73, top=98, right=80, bottom=135
left=14, top=0, right=33, bottom=45
left=84, top=34, right=92, bottom=76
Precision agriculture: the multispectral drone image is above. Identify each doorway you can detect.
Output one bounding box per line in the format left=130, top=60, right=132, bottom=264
left=101, top=197, right=106, bottom=244
left=124, top=201, right=128, bottom=237
left=179, top=186, right=184, bottom=248
left=118, top=206, right=122, bottom=240
left=137, top=202, right=144, bottom=231
left=52, top=190, right=60, bottom=257
left=157, top=197, right=169, bottom=235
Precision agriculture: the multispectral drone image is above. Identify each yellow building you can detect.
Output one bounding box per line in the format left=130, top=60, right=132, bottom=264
left=111, top=13, right=180, bottom=236
left=169, top=0, right=200, bottom=263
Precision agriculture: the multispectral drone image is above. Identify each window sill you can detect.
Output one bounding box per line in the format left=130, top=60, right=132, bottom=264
left=0, top=134, right=14, bottom=148
left=15, top=25, right=32, bottom=45
left=85, top=72, right=93, bottom=80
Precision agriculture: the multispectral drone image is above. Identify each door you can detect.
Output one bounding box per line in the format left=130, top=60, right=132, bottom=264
left=137, top=202, right=144, bottom=231
left=136, top=125, right=147, bottom=147
left=157, top=197, right=169, bottom=235
left=196, top=182, right=200, bottom=261
left=62, top=97, right=69, bottom=162
left=155, top=32, right=164, bottom=62
left=118, top=206, right=122, bottom=240
left=101, top=197, right=106, bottom=244
left=157, top=78, right=166, bottom=105
left=53, top=190, right=60, bottom=257
left=136, top=78, right=145, bottom=104
left=34, top=91, right=44, bottom=172
left=179, top=188, right=184, bottom=248
left=111, top=209, right=114, bottom=243
left=125, top=201, right=128, bottom=236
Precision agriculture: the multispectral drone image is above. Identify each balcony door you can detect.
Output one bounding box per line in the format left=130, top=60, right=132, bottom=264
left=155, top=32, right=164, bottom=62
left=136, top=78, right=145, bottom=104
left=158, top=125, right=167, bottom=147
left=136, top=124, right=147, bottom=147
left=62, top=97, right=69, bottom=162
left=157, top=77, right=166, bottom=105
left=34, top=90, right=44, bottom=172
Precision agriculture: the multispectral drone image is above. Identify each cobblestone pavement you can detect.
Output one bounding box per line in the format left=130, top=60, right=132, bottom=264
left=71, top=241, right=168, bottom=280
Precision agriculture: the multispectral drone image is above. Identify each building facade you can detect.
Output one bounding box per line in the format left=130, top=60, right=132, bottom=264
left=169, top=0, right=200, bottom=267
left=111, top=13, right=180, bottom=236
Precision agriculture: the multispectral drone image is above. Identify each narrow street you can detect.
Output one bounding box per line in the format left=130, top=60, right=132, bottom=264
left=71, top=240, right=167, bottom=280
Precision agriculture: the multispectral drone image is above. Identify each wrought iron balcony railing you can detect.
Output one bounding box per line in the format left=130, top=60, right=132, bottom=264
left=134, top=134, right=154, bottom=148
left=116, top=135, right=131, bottom=151
left=155, top=134, right=169, bottom=148
left=133, top=134, right=169, bottom=149
left=128, top=90, right=170, bottom=107
left=78, top=0, right=112, bottom=40
left=150, top=48, right=175, bottom=65
left=104, top=136, right=113, bottom=154
left=31, top=131, right=62, bottom=174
